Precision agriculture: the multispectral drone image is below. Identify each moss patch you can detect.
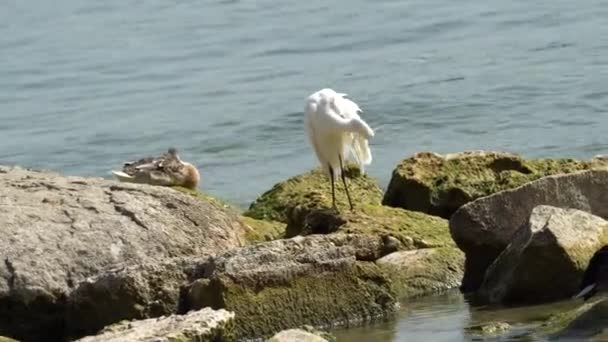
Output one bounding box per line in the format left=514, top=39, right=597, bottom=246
left=299, top=204, right=452, bottom=249
left=240, top=216, right=286, bottom=243
left=187, top=263, right=397, bottom=340
left=383, top=151, right=608, bottom=219
left=377, top=247, right=465, bottom=298
left=171, top=186, right=237, bottom=210
left=244, top=166, right=383, bottom=227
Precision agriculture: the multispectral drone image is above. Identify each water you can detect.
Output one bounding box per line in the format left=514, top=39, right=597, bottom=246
left=2, top=1, right=608, bottom=340
left=2, top=0, right=608, bottom=208
left=332, top=290, right=584, bottom=341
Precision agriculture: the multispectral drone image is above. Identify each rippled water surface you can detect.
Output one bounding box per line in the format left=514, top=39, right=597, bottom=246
left=2, top=0, right=608, bottom=207
left=2, top=2, right=608, bottom=340
left=332, top=290, right=590, bottom=342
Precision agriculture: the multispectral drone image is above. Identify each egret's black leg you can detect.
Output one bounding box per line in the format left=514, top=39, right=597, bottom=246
left=339, top=155, right=354, bottom=211
left=328, top=164, right=338, bottom=211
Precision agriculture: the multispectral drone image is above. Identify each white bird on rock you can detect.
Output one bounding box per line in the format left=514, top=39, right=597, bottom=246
left=304, top=88, right=375, bottom=212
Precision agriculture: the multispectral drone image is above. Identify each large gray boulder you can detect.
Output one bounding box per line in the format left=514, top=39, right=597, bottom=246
left=75, top=308, right=235, bottom=342
left=477, top=206, right=608, bottom=304
left=450, top=169, right=608, bottom=292
left=0, top=165, right=249, bottom=341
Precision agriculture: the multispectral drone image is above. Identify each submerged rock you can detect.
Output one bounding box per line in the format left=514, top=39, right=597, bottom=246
left=465, top=321, right=511, bottom=337
left=541, top=299, right=608, bottom=340
left=184, top=233, right=398, bottom=340
left=75, top=308, right=235, bottom=342
left=244, top=166, right=383, bottom=233
left=478, top=206, right=608, bottom=304
left=267, top=327, right=333, bottom=342
left=383, top=151, right=608, bottom=219
left=376, top=247, right=464, bottom=298
left=0, top=165, right=249, bottom=341
left=450, top=169, right=608, bottom=292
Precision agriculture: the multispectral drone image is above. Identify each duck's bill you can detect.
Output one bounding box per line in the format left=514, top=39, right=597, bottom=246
left=573, top=283, right=596, bottom=300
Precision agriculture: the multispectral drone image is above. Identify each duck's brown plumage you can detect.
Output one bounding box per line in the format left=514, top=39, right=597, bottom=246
left=112, top=148, right=200, bottom=190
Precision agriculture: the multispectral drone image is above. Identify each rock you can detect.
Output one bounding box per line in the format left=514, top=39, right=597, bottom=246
left=383, top=151, right=608, bottom=219
left=298, top=204, right=453, bottom=249
left=75, top=308, right=235, bottom=342
left=66, top=256, right=210, bottom=339
left=0, top=165, right=249, bottom=341
left=244, top=166, right=383, bottom=233
left=465, top=321, right=511, bottom=337
left=240, top=216, right=286, bottom=242
left=267, top=328, right=330, bottom=342
left=542, top=299, right=608, bottom=340
left=450, top=169, right=608, bottom=292
left=0, top=337, right=18, bottom=342
left=184, top=234, right=398, bottom=340
left=477, top=206, right=608, bottom=304
left=376, top=247, right=464, bottom=298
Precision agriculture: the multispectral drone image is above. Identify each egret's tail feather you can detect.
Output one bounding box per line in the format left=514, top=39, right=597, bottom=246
left=111, top=170, right=136, bottom=182
left=347, top=135, right=372, bottom=175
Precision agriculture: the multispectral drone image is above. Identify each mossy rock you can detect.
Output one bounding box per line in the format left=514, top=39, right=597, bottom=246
left=465, top=321, right=511, bottom=337
left=383, top=151, right=608, bottom=219
left=171, top=187, right=287, bottom=243
left=171, top=186, right=237, bottom=210
left=188, top=263, right=395, bottom=340
left=538, top=299, right=608, bottom=339
left=240, top=216, right=285, bottom=243
left=183, top=234, right=398, bottom=340
left=244, top=166, right=383, bottom=230
left=299, top=204, right=453, bottom=248
left=376, top=247, right=465, bottom=299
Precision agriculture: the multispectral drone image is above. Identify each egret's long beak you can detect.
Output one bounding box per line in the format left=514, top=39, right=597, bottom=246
left=573, top=283, right=596, bottom=300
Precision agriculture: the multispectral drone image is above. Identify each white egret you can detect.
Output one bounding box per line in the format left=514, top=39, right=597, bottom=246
left=304, top=88, right=375, bottom=211
left=111, top=147, right=200, bottom=190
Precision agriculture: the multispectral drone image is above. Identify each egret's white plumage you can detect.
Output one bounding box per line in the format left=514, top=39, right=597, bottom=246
left=304, top=88, right=375, bottom=210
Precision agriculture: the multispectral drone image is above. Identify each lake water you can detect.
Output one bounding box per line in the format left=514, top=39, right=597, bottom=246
left=2, top=1, right=608, bottom=340
left=2, top=0, right=608, bottom=208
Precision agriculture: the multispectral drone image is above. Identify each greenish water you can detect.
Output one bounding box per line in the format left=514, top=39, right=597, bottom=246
left=332, top=290, right=585, bottom=341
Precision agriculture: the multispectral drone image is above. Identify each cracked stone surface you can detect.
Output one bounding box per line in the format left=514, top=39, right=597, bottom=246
left=0, top=165, right=249, bottom=341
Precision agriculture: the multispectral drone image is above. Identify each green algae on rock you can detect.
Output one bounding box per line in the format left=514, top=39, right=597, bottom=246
left=243, top=165, right=383, bottom=229
left=465, top=321, right=511, bottom=337
left=383, top=151, right=608, bottom=219
left=183, top=234, right=398, bottom=340
left=172, top=186, right=287, bottom=243
left=376, top=247, right=465, bottom=299
left=240, top=216, right=286, bottom=242
left=299, top=204, right=453, bottom=249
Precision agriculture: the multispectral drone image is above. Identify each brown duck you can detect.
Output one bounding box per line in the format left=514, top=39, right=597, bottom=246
left=111, top=148, right=200, bottom=190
